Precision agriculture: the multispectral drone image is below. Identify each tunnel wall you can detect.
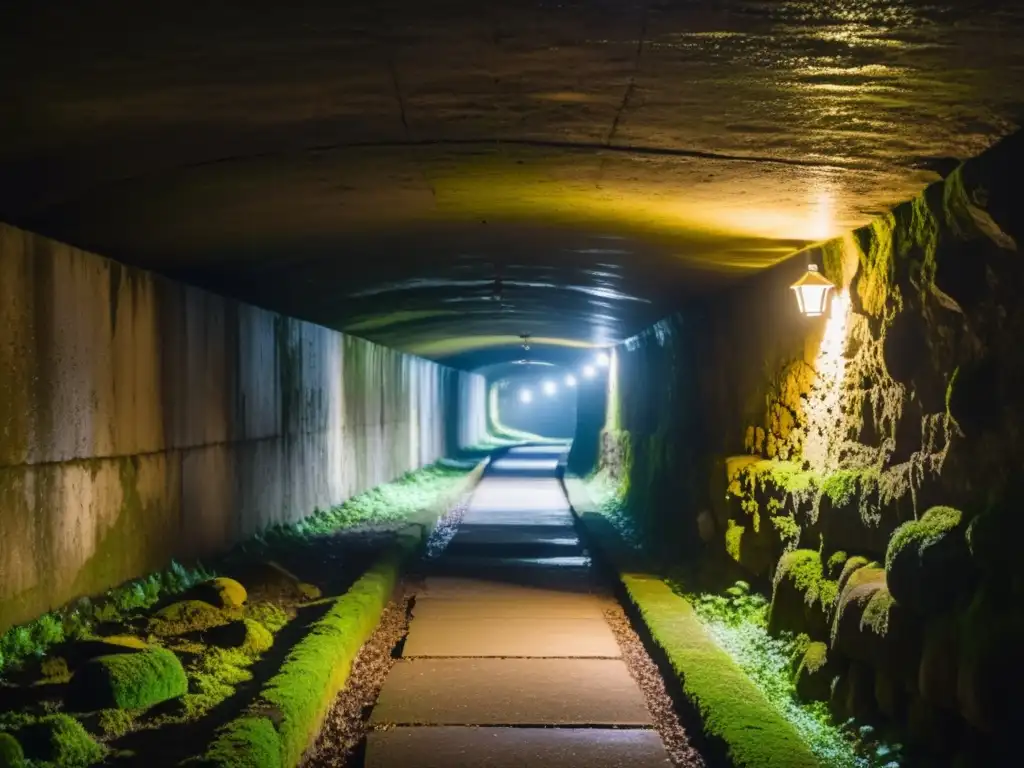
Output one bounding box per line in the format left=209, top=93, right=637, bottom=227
left=0, top=223, right=487, bottom=631
left=579, top=131, right=1024, bottom=758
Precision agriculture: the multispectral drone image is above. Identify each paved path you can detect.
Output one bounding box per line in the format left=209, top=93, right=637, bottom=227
left=366, top=444, right=673, bottom=767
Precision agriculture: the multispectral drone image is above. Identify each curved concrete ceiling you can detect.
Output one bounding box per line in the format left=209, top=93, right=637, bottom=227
left=2, top=0, right=1022, bottom=368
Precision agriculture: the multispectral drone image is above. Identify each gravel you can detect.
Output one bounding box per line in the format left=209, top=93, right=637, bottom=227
left=603, top=604, right=707, bottom=768
left=302, top=497, right=469, bottom=767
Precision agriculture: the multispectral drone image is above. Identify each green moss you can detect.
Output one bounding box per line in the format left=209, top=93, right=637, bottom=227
left=202, top=716, right=282, bottom=768
left=826, top=551, right=848, bottom=578
left=885, top=506, right=968, bottom=612
left=246, top=603, right=289, bottom=634
left=240, top=619, right=273, bottom=656
left=0, top=733, right=24, bottom=768
left=148, top=600, right=230, bottom=637
left=189, top=578, right=247, bottom=610
left=11, top=714, right=105, bottom=768
left=71, top=647, right=188, bottom=710
left=182, top=648, right=254, bottom=719
left=726, top=520, right=745, bottom=562
left=837, top=556, right=871, bottom=593
left=97, top=709, right=135, bottom=740
left=203, top=553, right=401, bottom=767
left=776, top=550, right=824, bottom=596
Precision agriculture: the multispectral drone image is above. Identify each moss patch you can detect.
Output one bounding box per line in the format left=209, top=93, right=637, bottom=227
left=885, top=505, right=971, bottom=614
left=3, top=714, right=105, bottom=768
left=70, top=646, right=188, bottom=710
left=0, top=734, right=23, bottom=768
left=203, top=552, right=403, bottom=767
left=187, top=578, right=247, bottom=610
left=148, top=600, right=231, bottom=637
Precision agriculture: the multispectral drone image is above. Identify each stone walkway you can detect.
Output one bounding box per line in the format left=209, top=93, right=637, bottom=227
left=365, top=445, right=673, bottom=767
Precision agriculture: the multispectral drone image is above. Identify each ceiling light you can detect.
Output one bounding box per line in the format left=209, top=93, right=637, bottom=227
left=564, top=374, right=577, bottom=387
left=543, top=380, right=557, bottom=396
left=596, top=351, right=611, bottom=367
left=582, top=365, right=596, bottom=379
left=518, top=388, right=533, bottom=404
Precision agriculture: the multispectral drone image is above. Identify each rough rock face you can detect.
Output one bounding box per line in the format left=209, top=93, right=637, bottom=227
left=589, top=130, right=1024, bottom=763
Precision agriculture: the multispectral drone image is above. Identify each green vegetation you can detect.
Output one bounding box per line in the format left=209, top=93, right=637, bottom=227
left=580, top=475, right=903, bottom=768
left=257, top=462, right=472, bottom=542
left=885, top=506, right=967, bottom=613
left=203, top=552, right=402, bottom=767
left=71, top=646, right=188, bottom=710
left=0, top=714, right=105, bottom=768
left=182, top=648, right=256, bottom=720
left=0, top=733, right=24, bottom=767
left=1, top=560, right=211, bottom=677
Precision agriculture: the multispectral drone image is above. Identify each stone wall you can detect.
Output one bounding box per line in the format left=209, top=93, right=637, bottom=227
left=0, top=224, right=486, bottom=631
left=582, top=130, right=1024, bottom=761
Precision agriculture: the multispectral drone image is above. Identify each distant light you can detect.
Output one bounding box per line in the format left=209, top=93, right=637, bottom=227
left=596, top=352, right=611, bottom=367
left=543, top=380, right=558, bottom=396
left=582, top=365, right=597, bottom=379
left=564, top=374, right=577, bottom=387
left=518, top=388, right=533, bottom=404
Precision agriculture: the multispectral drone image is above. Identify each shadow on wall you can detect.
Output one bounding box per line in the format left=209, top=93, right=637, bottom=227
left=576, top=129, right=1024, bottom=762
left=0, top=224, right=487, bottom=631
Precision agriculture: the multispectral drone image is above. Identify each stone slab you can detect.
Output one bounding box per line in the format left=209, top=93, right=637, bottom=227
left=365, top=727, right=672, bottom=768
left=370, top=659, right=650, bottom=726
left=449, top=525, right=580, bottom=547
left=411, top=594, right=610, bottom=620
left=402, top=617, right=621, bottom=657
left=417, top=577, right=610, bottom=604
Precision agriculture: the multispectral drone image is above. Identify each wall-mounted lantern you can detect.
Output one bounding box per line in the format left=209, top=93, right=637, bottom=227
left=790, top=264, right=835, bottom=317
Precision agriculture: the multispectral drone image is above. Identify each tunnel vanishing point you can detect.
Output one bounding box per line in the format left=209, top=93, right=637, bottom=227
left=2, top=2, right=1024, bottom=767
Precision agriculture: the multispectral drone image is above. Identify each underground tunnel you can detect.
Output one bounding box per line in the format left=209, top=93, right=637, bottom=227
left=1, top=1, right=1024, bottom=766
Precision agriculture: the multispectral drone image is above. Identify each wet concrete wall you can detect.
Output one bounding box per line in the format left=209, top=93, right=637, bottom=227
left=0, top=224, right=486, bottom=631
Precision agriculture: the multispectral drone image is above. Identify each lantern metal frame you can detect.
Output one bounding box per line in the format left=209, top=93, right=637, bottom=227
left=790, top=264, right=835, bottom=317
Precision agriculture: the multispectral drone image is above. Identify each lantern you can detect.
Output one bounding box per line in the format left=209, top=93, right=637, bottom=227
left=790, top=264, right=834, bottom=317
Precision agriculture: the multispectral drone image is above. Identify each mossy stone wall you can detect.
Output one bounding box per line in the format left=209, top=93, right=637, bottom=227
left=0, top=223, right=487, bottom=632
left=585, top=131, right=1024, bottom=762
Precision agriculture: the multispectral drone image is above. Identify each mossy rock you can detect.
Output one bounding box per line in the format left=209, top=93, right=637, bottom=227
left=836, top=555, right=871, bottom=594
left=957, top=585, right=1024, bottom=732
left=965, top=510, right=1018, bottom=579
left=846, top=661, right=877, bottom=721
left=39, top=656, right=71, bottom=684
left=885, top=505, right=973, bottom=615
left=907, top=695, right=961, bottom=755
left=226, top=561, right=319, bottom=603
left=185, top=578, right=248, bottom=610
left=919, top=615, right=959, bottom=710
left=829, top=669, right=851, bottom=721
left=206, top=620, right=273, bottom=656
left=830, top=566, right=885, bottom=662
left=874, top=668, right=908, bottom=722
left=13, top=714, right=105, bottom=768
left=69, top=646, right=188, bottom=710
left=793, top=641, right=841, bottom=702
left=70, top=635, right=148, bottom=665
left=769, top=550, right=836, bottom=638
left=148, top=600, right=231, bottom=636
left=0, top=734, right=24, bottom=768
left=723, top=520, right=774, bottom=577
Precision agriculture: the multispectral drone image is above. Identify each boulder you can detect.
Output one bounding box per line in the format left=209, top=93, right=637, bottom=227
left=919, top=615, right=959, bottom=710
left=148, top=600, right=229, bottom=637
left=10, top=714, right=104, bottom=767
left=226, top=561, right=321, bottom=603
left=907, top=695, right=961, bottom=755
left=885, top=505, right=973, bottom=615
left=0, top=733, right=24, bottom=768
left=957, top=585, right=1024, bottom=732
left=830, top=566, right=885, bottom=662
left=206, top=619, right=273, bottom=656
left=846, top=661, right=877, bottom=721
left=793, top=642, right=841, bottom=702
left=184, top=577, right=247, bottom=610
left=874, top=668, right=908, bottom=722
left=69, top=647, right=188, bottom=710
left=769, top=549, right=836, bottom=638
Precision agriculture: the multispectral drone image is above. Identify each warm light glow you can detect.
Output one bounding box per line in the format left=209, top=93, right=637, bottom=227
left=542, top=380, right=557, bottom=396
left=564, top=374, right=577, bottom=387
left=802, top=291, right=851, bottom=472
left=790, top=264, right=835, bottom=317
left=596, top=351, right=611, bottom=367
left=582, top=365, right=597, bottom=379
left=518, top=388, right=533, bottom=404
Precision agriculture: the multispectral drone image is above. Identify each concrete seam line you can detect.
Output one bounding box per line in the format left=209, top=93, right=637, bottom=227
left=198, top=458, right=489, bottom=768
left=559, top=475, right=823, bottom=768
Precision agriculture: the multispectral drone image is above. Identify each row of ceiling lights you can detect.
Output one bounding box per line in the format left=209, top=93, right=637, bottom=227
left=518, top=351, right=610, bottom=403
